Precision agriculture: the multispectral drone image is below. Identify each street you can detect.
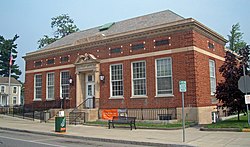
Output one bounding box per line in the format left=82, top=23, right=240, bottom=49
left=0, top=130, right=153, bottom=147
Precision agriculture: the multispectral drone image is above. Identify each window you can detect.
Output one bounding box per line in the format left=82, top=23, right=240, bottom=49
left=208, top=42, right=215, bottom=49
left=1, top=86, right=5, bottom=93
left=13, top=87, right=17, bottom=94
left=47, top=73, right=55, bottom=99
left=154, top=39, right=169, bottom=46
left=13, top=97, right=17, bottom=105
left=35, top=61, right=42, bottom=67
left=131, top=43, right=144, bottom=50
left=99, top=22, right=115, bottom=31
left=47, top=59, right=55, bottom=65
left=60, top=56, right=69, bottom=63
left=209, top=60, right=216, bottom=95
left=34, top=74, right=42, bottom=100
left=60, top=71, right=70, bottom=99
left=110, top=64, right=123, bottom=97
left=110, top=47, right=122, bottom=54
left=156, top=58, right=173, bottom=96
left=132, top=61, right=146, bottom=96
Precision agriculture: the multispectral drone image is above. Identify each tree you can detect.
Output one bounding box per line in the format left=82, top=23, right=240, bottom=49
left=0, top=35, right=22, bottom=80
left=228, top=23, right=246, bottom=53
left=37, top=35, right=58, bottom=49
left=239, top=45, right=250, bottom=75
left=51, top=14, right=79, bottom=38
left=216, top=51, right=244, bottom=120
left=37, top=14, right=79, bottom=49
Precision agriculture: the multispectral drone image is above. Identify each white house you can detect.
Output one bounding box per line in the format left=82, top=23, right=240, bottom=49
left=0, top=77, right=22, bottom=106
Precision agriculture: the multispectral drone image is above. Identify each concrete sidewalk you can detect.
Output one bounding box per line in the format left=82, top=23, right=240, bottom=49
left=0, top=115, right=249, bottom=147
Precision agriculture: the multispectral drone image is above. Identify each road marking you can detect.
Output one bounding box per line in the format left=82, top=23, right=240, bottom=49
left=0, top=135, right=66, bottom=147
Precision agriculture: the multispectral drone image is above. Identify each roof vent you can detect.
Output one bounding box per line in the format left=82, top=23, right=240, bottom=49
left=99, top=22, right=115, bottom=31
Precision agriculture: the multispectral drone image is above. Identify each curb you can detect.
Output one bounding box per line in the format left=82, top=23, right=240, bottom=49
left=0, top=127, right=191, bottom=147
left=200, top=127, right=241, bottom=132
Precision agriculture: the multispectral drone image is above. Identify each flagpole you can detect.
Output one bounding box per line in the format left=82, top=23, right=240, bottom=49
left=8, top=52, right=13, bottom=107
left=8, top=64, right=11, bottom=106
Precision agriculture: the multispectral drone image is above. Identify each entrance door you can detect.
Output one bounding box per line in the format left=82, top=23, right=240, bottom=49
left=85, top=74, right=95, bottom=108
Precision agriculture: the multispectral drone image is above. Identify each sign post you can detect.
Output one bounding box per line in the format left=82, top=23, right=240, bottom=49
left=238, top=66, right=250, bottom=126
left=179, top=81, right=186, bottom=142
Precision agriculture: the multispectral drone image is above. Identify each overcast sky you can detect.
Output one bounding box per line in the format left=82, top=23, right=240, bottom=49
left=1, top=0, right=250, bottom=82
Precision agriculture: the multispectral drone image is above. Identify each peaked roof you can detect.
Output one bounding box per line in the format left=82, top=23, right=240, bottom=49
left=0, top=77, right=22, bottom=85
left=41, top=10, right=184, bottom=50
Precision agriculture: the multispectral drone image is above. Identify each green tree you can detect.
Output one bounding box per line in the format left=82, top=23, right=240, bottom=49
left=0, top=35, right=22, bottom=80
left=216, top=51, right=244, bottom=120
left=37, top=35, right=58, bottom=49
left=37, top=14, right=79, bottom=49
left=228, top=23, right=246, bottom=53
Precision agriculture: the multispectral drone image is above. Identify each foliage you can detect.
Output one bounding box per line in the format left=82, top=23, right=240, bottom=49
left=216, top=51, right=245, bottom=120
left=227, top=23, right=246, bottom=53
left=37, top=14, right=79, bottom=49
left=239, top=45, right=250, bottom=75
left=37, top=35, right=58, bottom=49
left=0, top=35, right=22, bottom=80
left=51, top=14, right=79, bottom=38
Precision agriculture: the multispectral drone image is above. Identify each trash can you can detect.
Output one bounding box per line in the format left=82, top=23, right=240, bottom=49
left=55, top=116, right=66, bottom=132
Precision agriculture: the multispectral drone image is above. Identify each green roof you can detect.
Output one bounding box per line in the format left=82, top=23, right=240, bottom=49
left=99, top=22, right=115, bottom=31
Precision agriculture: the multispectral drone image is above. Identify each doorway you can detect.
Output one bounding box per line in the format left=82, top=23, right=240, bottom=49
left=85, top=73, right=95, bottom=108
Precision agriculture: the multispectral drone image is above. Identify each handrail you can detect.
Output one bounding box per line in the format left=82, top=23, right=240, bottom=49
left=69, top=97, right=94, bottom=125
left=70, top=97, right=95, bottom=113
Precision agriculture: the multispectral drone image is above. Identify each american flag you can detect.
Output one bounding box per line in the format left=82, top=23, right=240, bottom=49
left=9, top=53, right=13, bottom=66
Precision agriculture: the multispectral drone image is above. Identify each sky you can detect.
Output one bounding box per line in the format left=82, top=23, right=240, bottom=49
left=1, top=0, right=250, bottom=82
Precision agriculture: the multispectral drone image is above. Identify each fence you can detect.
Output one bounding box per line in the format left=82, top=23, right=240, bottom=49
left=99, top=108, right=176, bottom=120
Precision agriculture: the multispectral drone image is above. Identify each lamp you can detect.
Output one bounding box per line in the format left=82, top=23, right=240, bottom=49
left=99, top=73, right=105, bottom=82
left=68, top=77, right=73, bottom=85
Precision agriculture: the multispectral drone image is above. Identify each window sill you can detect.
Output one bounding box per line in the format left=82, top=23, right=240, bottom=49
left=109, top=96, right=124, bottom=100
left=155, top=95, right=174, bottom=98
left=130, top=96, right=148, bottom=99
left=33, top=99, right=42, bottom=101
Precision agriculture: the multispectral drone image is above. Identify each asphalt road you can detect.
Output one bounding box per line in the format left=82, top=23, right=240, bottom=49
left=0, top=130, right=153, bottom=147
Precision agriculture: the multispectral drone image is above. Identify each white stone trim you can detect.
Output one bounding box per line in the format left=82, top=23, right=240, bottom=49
left=26, top=64, right=74, bottom=74
left=101, top=46, right=224, bottom=63
left=25, top=46, right=224, bottom=74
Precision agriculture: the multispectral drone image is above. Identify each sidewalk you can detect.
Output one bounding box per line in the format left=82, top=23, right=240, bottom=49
left=0, top=115, right=250, bottom=147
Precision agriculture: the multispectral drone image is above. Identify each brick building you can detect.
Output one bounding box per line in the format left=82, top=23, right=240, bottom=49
left=24, top=10, right=227, bottom=124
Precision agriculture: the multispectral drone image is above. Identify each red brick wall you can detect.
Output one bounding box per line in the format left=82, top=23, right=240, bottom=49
left=99, top=51, right=198, bottom=109
left=24, top=68, right=76, bottom=108
left=25, top=28, right=225, bottom=110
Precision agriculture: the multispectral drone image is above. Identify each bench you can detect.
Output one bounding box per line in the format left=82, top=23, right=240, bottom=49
left=108, top=116, right=136, bottom=130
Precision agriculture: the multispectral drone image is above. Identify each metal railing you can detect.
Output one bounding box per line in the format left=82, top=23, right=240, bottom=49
left=0, top=106, right=41, bottom=121
left=69, top=97, right=95, bottom=125
left=0, top=99, right=70, bottom=122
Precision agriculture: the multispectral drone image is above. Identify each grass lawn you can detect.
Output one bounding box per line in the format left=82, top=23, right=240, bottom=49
left=205, top=115, right=250, bottom=129
left=86, top=120, right=196, bottom=129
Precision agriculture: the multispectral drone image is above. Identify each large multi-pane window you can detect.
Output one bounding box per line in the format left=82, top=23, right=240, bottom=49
left=110, top=64, right=123, bottom=97
left=46, top=73, right=55, bottom=99
left=156, top=58, right=173, bottom=95
left=60, top=71, right=70, bottom=99
left=132, top=61, right=147, bottom=96
left=34, top=74, right=42, bottom=100
left=209, top=60, right=216, bottom=95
